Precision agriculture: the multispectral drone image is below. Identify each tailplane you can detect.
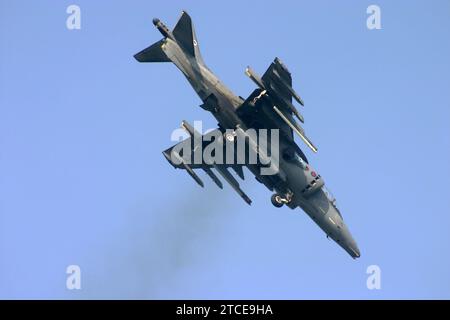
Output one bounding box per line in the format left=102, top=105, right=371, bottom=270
left=134, top=39, right=170, bottom=63
left=134, top=11, right=204, bottom=65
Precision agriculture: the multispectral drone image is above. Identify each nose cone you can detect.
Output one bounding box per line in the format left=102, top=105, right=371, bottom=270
left=333, top=215, right=361, bottom=259
left=321, top=205, right=361, bottom=259
left=301, top=190, right=360, bottom=259
left=340, top=231, right=361, bottom=259
left=152, top=18, right=160, bottom=26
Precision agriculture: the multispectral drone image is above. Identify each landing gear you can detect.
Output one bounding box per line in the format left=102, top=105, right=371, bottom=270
left=271, top=194, right=285, bottom=208
left=224, top=131, right=236, bottom=142
left=271, top=192, right=293, bottom=208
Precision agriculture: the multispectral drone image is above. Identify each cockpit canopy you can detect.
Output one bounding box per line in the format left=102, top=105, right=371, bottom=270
left=322, top=185, right=342, bottom=218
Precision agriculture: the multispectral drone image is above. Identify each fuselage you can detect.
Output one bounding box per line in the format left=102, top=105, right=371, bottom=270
left=155, top=20, right=360, bottom=258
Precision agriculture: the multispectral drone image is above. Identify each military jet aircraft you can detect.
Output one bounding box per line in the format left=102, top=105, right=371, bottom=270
left=134, top=11, right=360, bottom=258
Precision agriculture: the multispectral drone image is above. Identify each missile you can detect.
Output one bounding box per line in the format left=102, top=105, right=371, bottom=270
left=181, top=161, right=204, bottom=188
left=180, top=120, right=203, bottom=164
left=181, top=120, right=202, bottom=138
left=181, top=120, right=226, bottom=189
left=268, top=82, right=304, bottom=123
left=273, top=58, right=304, bottom=106
left=271, top=68, right=304, bottom=106
left=170, top=151, right=204, bottom=188
left=214, top=165, right=252, bottom=205
left=274, top=57, right=290, bottom=73
left=273, top=106, right=318, bottom=153
left=245, top=66, right=265, bottom=90
left=287, top=81, right=304, bottom=106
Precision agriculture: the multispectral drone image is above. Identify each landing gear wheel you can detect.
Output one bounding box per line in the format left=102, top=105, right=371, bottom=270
left=271, top=194, right=284, bottom=208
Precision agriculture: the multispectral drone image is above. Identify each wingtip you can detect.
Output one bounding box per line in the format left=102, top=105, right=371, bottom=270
left=243, top=195, right=252, bottom=205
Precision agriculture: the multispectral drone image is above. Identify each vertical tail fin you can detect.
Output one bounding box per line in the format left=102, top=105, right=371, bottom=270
left=172, top=11, right=204, bottom=64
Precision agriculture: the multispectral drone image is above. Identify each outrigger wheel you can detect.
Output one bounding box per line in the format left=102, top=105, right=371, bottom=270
left=224, top=131, right=236, bottom=142
left=271, top=194, right=285, bottom=208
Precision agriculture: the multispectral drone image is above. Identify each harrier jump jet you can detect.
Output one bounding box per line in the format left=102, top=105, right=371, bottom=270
left=134, top=11, right=360, bottom=258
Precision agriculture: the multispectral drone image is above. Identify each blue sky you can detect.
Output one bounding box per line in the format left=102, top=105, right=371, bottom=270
left=1, top=0, right=449, bottom=299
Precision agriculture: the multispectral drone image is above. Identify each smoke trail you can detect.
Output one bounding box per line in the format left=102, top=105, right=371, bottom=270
left=82, top=186, right=234, bottom=299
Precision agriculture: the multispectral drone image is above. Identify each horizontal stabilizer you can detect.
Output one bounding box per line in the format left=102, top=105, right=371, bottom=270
left=134, top=39, right=170, bottom=63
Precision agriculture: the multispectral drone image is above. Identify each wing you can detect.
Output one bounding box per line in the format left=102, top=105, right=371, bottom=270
left=162, top=121, right=251, bottom=205
left=262, top=58, right=296, bottom=102
left=240, top=57, right=317, bottom=153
